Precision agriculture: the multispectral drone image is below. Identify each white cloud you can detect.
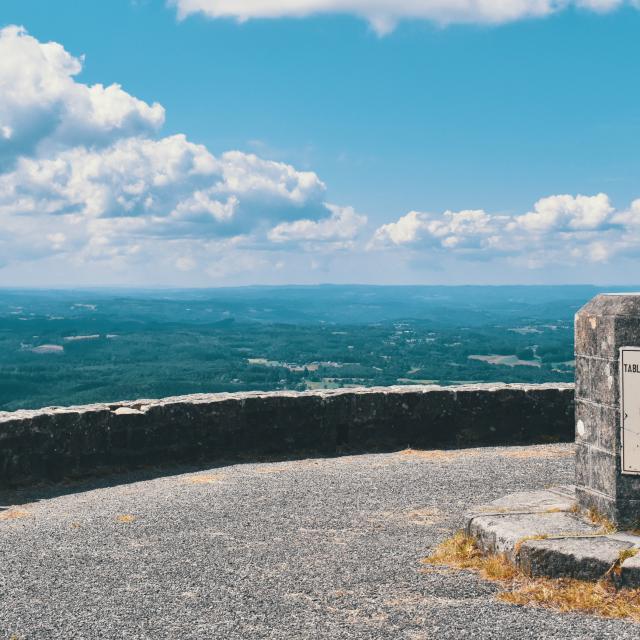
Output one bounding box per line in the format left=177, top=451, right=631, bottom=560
left=513, top=193, right=614, bottom=232
left=170, top=0, right=633, bottom=33
left=0, top=27, right=366, bottom=282
left=371, top=208, right=503, bottom=251
left=371, top=193, right=640, bottom=266
left=0, top=26, right=164, bottom=168
left=268, top=204, right=367, bottom=247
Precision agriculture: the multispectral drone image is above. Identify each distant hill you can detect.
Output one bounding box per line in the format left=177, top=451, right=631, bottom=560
left=0, top=285, right=633, bottom=411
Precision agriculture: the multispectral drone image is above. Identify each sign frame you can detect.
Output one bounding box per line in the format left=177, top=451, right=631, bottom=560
left=620, top=346, right=640, bottom=476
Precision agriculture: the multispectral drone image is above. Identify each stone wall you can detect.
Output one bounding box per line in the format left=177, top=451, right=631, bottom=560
left=0, top=383, right=575, bottom=488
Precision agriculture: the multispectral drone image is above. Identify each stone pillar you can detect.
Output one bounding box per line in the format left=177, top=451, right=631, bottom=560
left=575, top=294, right=640, bottom=528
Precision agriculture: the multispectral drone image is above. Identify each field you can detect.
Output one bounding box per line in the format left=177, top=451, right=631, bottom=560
left=0, top=285, right=628, bottom=411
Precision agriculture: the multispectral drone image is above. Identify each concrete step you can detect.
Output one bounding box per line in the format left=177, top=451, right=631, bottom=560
left=465, top=487, right=640, bottom=587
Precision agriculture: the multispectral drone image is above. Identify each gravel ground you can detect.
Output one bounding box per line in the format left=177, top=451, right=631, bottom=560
left=0, top=443, right=637, bottom=640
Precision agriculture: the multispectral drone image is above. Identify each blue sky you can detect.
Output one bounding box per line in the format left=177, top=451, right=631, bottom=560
left=1, top=0, right=640, bottom=286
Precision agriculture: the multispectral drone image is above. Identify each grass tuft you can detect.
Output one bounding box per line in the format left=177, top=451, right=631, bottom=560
left=514, top=534, right=549, bottom=555
left=587, top=508, right=617, bottom=534
left=619, top=548, right=639, bottom=564
left=401, top=449, right=478, bottom=462
left=499, top=447, right=573, bottom=460
left=184, top=473, right=224, bottom=484
left=421, top=531, right=484, bottom=570
left=0, top=509, right=30, bottom=521
left=116, top=514, right=137, bottom=524
left=422, top=531, right=640, bottom=622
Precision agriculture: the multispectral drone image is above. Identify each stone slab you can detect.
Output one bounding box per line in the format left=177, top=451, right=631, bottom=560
left=467, top=487, right=576, bottom=516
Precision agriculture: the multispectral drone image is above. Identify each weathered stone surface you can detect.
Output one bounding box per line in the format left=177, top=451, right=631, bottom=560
left=467, top=486, right=640, bottom=586
left=575, top=399, right=618, bottom=452
left=575, top=293, right=640, bottom=528
left=590, top=447, right=618, bottom=497
left=467, top=487, right=576, bottom=515
left=574, top=355, right=618, bottom=407
left=467, top=512, right=598, bottom=560
left=519, top=537, right=633, bottom=581
left=0, top=383, right=574, bottom=488
left=575, top=294, right=640, bottom=359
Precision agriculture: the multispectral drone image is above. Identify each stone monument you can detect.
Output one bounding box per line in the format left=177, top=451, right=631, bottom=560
left=575, top=293, right=640, bottom=528
left=464, top=295, right=640, bottom=584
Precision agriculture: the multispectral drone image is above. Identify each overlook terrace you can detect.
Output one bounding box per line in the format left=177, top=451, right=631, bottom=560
left=2, top=442, right=638, bottom=639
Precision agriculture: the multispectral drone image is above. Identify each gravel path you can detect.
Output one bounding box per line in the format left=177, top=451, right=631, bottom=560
left=0, top=443, right=637, bottom=639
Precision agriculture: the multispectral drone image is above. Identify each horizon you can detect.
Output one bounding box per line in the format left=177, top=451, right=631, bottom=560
left=2, top=283, right=640, bottom=292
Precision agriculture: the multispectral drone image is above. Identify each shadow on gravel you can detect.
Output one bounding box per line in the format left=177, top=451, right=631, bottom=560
left=0, top=442, right=575, bottom=509
left=0, top=446, right=400, bottom=507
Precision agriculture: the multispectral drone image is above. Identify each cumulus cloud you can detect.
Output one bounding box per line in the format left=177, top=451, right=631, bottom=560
left=0, top=26, right=164, bottom=168
left=371, top=208, right=503, bottom=251
left=0, top=27, right=365, bottom=281
left=0, top=135, right=327, bottom=230
left=371, top=193, right=640, bottom=266
left=170, top=0, right=633, bottom=34
left=268, top=204, right=367, bottom=248
left=513, top=193, right=614, bottom=232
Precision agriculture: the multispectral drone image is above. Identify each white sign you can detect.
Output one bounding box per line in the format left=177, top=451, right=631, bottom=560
left=620, top=347, right=640, bottom=475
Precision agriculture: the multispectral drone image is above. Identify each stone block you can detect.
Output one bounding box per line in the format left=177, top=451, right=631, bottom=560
left=575, top=312, right=616, bottom=358
left=574, top=443, right=590, bottom=489
left=468, top=512, right=597, bottom=560
left=590, top=448, right=618, bottom=497
left=575, top=356, right=618, bottom=407
left=518, top=537, right=632, bottom=582
left=617, top=473, right=640, bottom=501
left=575, top=486, right=617, bottom=523
left=619, top=552, right=640, bottom=588
left=575, top=399, right=599, bottom=448
left=575, top=399, right=618, bottom=452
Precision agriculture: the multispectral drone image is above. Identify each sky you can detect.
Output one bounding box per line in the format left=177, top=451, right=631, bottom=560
left=1, top=0, right=640, bottom=286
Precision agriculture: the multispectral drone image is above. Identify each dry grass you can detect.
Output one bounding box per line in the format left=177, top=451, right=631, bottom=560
left=406, top=508, right=441, bottom=526
left=514, top=534, right=549, bottom=554
left=500, top=579, right=640, bottom=621
left=421, top=531, right=485, bottom=569
left=587, top=508, right=617, bottom=534
left=183, top=473, right=225, bottom=484
left=422, top=532, right=640, bottom=622
left=116, top=514, right=137, bottom=524
left=255, top=466, right=289, bottom=474
left=400, top=449, right=479, bottom=462
left=0, top=509, right=30, bottom=521
left=369, top=507, right=441, bottom=528
left=619, top=548, right=639, bottom=565
left=499, top=447, right=573, bottom=460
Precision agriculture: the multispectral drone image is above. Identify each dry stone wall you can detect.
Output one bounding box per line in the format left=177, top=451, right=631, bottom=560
left=0, top=383, right=574, bottom=487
